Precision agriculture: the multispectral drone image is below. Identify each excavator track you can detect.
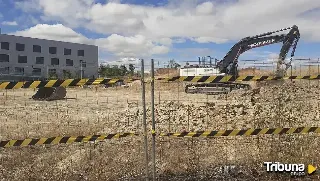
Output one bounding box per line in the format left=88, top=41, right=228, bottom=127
left=185, top=82, right=250, bottom=95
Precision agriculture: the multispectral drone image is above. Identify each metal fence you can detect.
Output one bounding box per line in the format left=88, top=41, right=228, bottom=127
left=0, top=59, right=320, bottom=180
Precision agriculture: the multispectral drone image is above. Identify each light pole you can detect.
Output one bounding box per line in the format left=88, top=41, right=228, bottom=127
left=46, top=65, right=49, bottom=79
left=80, top=60, right=83, bottom=79
left=207, top=56, right=214, bottom=67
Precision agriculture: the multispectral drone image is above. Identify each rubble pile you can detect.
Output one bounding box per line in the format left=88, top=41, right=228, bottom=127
left=113, top=81, right=320, bottom=133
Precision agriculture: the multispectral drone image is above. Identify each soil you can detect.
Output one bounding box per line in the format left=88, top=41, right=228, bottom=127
left=0, top=79, right=320, bottom=180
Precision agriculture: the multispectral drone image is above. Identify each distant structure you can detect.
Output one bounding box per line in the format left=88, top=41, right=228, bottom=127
left=0, top=33, right=98, bottom=81
left=179, top=56, right=224, bottom=76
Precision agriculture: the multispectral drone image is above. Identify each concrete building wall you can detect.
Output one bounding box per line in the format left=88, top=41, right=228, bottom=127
left=0, top=34, right=98, bottom=80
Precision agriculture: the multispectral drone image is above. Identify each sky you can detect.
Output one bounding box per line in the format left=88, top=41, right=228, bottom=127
left=1, top=0, right=320, bottom=69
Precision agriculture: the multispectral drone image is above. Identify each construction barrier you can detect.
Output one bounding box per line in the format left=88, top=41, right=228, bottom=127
left=0, top=78, right=123, bottom=89
left=126, top=78, right=140, bottom=83
left=159, top=127, right=320, bottom=137
left=0, top=132, right=138, bottom=148
left=1, top=127, right=319, bottom=148
left=157, top=75, right=320, bottom=83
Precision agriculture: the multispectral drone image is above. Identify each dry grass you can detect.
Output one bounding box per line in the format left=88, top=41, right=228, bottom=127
left=0, top=80, right=320, bottom=180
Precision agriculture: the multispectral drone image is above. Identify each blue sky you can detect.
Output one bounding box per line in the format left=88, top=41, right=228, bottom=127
left=1, top=0, right=320, bottom=69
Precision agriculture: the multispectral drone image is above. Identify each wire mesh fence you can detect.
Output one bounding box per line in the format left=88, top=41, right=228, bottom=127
left=0, top=59, right=320, bottom=180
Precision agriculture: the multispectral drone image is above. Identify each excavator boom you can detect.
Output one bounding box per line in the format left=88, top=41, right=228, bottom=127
left=217, top=25, right=300, bottom=76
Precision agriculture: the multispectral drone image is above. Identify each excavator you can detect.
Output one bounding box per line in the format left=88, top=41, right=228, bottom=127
left=185, top=25, right=300, bottom=94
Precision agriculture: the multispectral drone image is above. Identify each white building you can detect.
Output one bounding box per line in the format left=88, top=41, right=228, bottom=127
left=0, top=33, right=98, bottom=81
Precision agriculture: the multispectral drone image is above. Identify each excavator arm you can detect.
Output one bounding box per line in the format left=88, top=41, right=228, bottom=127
left=217, top=25, right=300, bottom=76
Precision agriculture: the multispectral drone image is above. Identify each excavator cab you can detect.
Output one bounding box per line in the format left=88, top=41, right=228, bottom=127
left=32, top=87, right=67, bottom=101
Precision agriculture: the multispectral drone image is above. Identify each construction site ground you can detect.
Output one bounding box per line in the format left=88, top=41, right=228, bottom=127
left=0, top=79, right=320, bottom=180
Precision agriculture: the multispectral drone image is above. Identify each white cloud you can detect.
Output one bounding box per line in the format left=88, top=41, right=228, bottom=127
left=196, top=2, right=214, bottom=15
left=100, top=57, right=140, bottom=67
left=14, top=0, right=320, bottom=44
left=11, top=24, right=170, bottom=58
left=12, top=24, right=93, bottom=44
left=192, top=36, right=228, bottom=43
left=171, top=48, right=213, bottom=62
left=95, top=34, right=169, bottom=57
left=172, top=38, right=186, bottom=43
left=157, top=37, right=172, bottom=46
left=16, top=0, right=95, bottom=28
left=2, top=21, right=18, bottom=26
left=11, top=0, right=320, bottom=64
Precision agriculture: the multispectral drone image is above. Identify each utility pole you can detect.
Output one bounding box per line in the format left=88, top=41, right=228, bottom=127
left=151, top=59, right=156, bottom=181
left=141, top=59, right=149, bottom=181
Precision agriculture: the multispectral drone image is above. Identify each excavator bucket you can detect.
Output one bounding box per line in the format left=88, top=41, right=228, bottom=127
left=32, top=87, right=67, bottom=101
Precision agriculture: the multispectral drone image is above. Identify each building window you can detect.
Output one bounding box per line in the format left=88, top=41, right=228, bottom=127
left=51, top=58, right=59, bottom=65
left=14, top=67, right=24, bottom=74
left=49, top=47, right=57, bottom=54
left=0, top=67, right=9, bottom=74
left=16, top=43, right=25, bottom=51
left=80, top=60, right=86, bottom=67
left=36, top=57, right=44, bottom=64
left=32, top=68, right=42, bottom=76
left=33, top=45, right=41, bottom=53
left=64, top=48, right=71, bottom=55
left=0, top=54, right=9, bottom=62
left=1, top=42, right=9, bottom=50
left=78, top=50, right=84, bottom=56
left=66, top=59, right=73, bottom=66
left=18, top=55, right=27, bottom=63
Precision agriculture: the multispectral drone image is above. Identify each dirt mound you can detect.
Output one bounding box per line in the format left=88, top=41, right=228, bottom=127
left=32, top=87, right=67, bottom=101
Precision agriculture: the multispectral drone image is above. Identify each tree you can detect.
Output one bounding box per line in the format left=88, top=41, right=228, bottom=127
left=119, top=65, right=127, bottom=76
left=98, top=64, right=107, bottom=76
left=167, top=59, right=180, bottom=69
left=129, top=64, right=135, bottom=76
left=48, top=72, right=58, bottom=80
left=111, top=65, right=120, bottom=76
left=98, top=63, right=135, bottom=77
left=62, top=70, right=72, bottom=79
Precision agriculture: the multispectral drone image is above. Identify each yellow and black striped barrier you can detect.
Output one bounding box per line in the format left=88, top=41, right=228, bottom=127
left=126, top=78, right=140, bottom=83
left=0, top=132, right=138, bottom=148
left=2, top=127, right=319, bottom=148
left=0, top=78, right=123, bottom=89
left=159, top=127, right=320, bottom=137
left=156, top=75, right=320, bottom=83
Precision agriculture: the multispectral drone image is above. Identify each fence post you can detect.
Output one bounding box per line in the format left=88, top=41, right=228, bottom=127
left=151, top=59, right=156, bottom=180
left=141, top=59, right=149, bottom=180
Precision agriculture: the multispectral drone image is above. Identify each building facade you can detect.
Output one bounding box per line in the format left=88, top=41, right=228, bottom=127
left=0, top=34, right=98, bottom=81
